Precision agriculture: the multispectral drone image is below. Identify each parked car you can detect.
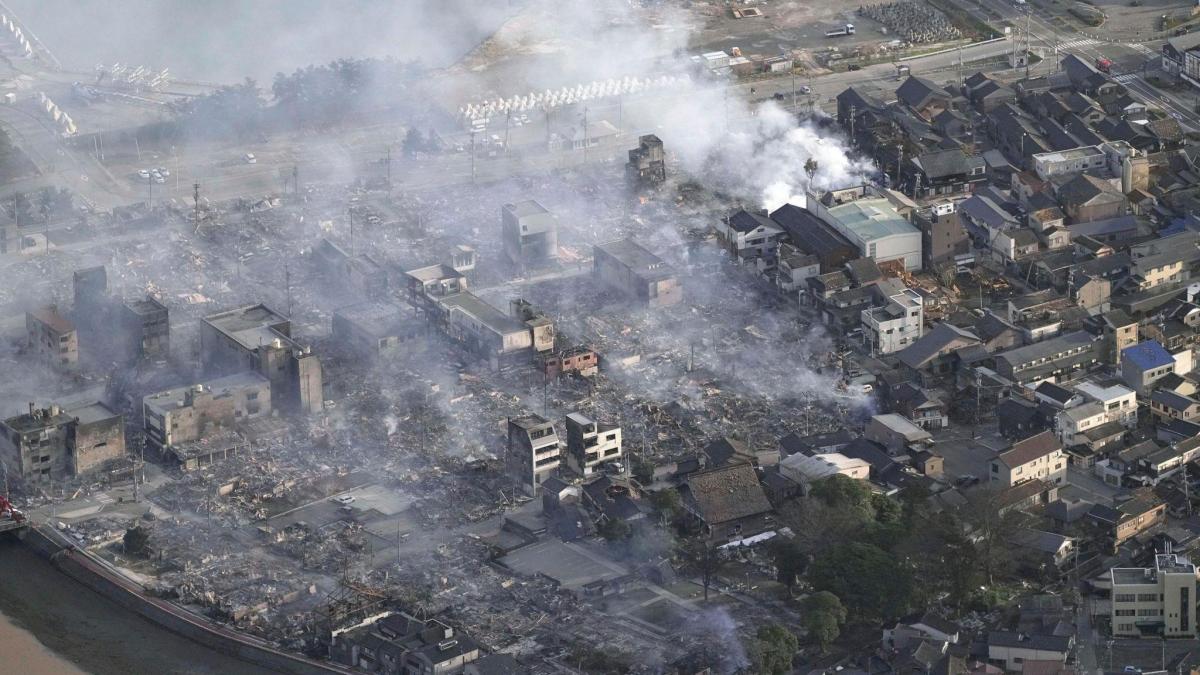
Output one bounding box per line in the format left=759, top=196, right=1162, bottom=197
left=244, top=153, right=257, bottom=164
left=331, top=495, right=355, bottom=505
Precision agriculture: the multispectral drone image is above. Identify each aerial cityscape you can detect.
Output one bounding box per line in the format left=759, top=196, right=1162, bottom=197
left=4, top=0, right=1200, bottom=673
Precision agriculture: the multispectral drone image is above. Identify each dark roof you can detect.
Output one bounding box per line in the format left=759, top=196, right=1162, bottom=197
left=1150, top=389, right=1199, bottom=412
left=779, top=429, right=854, bottom=456
left=1035, top=381, right=1076, bottom=405
left=897, top=322, right=981, bottom=370
left=704, top=437, right=753, bottom=467
left=996, top=430, right=1062, bottom=468
left=839, top=438, right=896, bottom=473
left=1122, top=340, right=1174, bottom=371
left=727, top=210, right=777, bottom=234
left=897, top=76, right=950, bottom=109
left=769, top=204, right=856, bottom=258
left=844, top=258, right=883, bottom=285
left=681, top=463, right=772, bottom=525
left=467, top=654, right=523, bottom=675
left=1067, top=215, right=1138, bottom=239
left=1057, top=173, right=1123, bottom=207
left=912, top=149, right=984, bottom=179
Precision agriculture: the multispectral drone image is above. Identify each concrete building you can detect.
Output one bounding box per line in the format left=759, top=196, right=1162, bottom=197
left=313, top=238, right=390, bottom=299
left=990, top=430, right=1067, bottom=486
left=121, top=296, right=169, bottom=360
left=593, top=239, right=682, bottom=308
left=142, top=372, right=272, bottom=453
left=200, top=304, right=323, bottom=414
left=1033, top=145, right=1109, bottom=181
left=26, top=306, right=78, bottom=371
left=66, top=402, right=125, bottom=476
left=1121, top=340, right=1177, bottom=395
left=626, top=134, right=665, bottom=186
left=332, top=302, right=423, bottom=359
left=1111, top=554, right=1198, bottom=638
left=404, top=264, right=469, bottom=310
left=865, top=413, right=933, bottom=455
left=564, top=412, right=621, bottom=476
left=507, top=414, right=561, bottom=494
left=861, top=287, right=923, bottom=355
left=0, top=404, right=76, bottom=481
left=918, top=201, right=969, bottom=271
left=501, top=200, right=558, bottom=268
left=986, top=632, right=1072, bottom=671
left=806, top=186, right=923, bottom=271
left=434, top=293, right=547, bottom=369
left=331, top=613, right=481, bottom=675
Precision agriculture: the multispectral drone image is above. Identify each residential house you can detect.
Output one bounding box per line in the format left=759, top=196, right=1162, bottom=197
left=716, top=210, right=787, bottom=269
left=990, top=431, right=1067, bottom=487
left=862, top=287, right=924, bottom=355
left=678, top=463, right=773, bottom=540
left=1121, top=340, right=1178, bottom=395
left=993, top=330, right=1099, bottom=386
left=987, top=631, right=1072, bottom=671
left=904, top=149, right=986, bottom=198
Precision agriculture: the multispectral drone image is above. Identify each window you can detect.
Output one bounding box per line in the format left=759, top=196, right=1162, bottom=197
left=1115, top=594, right=1136, bottom=602
left=1115, top=609, right=1136, bottom=617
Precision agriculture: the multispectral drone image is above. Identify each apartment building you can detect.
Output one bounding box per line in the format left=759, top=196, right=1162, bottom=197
left=142, top=372, right=272, bottom=452
left=564, top=412, right=622, bottom=476
left=26, top=306, right=78, bottom=371
left=1111, top=554, right=1198, bottom=638
left=861, top=287, right=924, bottom=355
left=507, top=414, right=561, bottom=494
left=1055, top=380, right=1137, bottom=447
left=0, top=405, right=76, bottom=481
left=990, top=430, right=1067, bottom=486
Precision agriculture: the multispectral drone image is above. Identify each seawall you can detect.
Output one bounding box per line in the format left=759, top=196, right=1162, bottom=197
left=23, top=526, right=349, bottom=675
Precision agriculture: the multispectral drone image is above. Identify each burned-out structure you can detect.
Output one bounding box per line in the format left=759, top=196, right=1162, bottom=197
left=593, top=239, right=682, bottom=308
left=313, top=238, right=390, bottom=299
left=626, top=134, right=666, bottom=186
left=0, top=402, right=124, bottom=481
left=200, top=304, right=323, bottom=414
left=501, top=200, right=558, bottom=269
left=332, top=302, right=423, bottom=359
left=565, top=412, right=622, bottom=476
left=25, top=306, right=79, bottom=372
left=121, top=296, right=170, bottom=360
left=142, top=372, right=272, bottom=469
left=507, top=414, right=561, bottom=494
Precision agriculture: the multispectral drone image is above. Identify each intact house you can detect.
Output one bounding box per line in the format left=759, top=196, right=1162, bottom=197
left=990, top=431, right=1067, bottom=487
left=993, top=330, right=1099, bottom=387
left=679, top=462, right=774, bottom=541
left=861, top=287, right=924, bottom=355
left=717, top=210, right=787, bottom=270
left=903, top=148, right=987, bottom=198
left=1121, top=340, right=1179, bottom=395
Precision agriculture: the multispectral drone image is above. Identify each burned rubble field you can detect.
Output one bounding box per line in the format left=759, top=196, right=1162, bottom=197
left=0, top=162, right=852, bottom=662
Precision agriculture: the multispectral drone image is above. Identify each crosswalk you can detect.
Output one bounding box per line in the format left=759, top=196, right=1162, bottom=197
left=1056, top=37, right=1100, bottom=51
left=1054, top=37, right=1156, bottom=58
left=1128, top=43, right=1156, bottom=57
left=1114, top=73, right=1138, bottom=84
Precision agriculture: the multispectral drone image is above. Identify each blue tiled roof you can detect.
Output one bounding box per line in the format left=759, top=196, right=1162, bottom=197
left=1122, top=340, right=1174, bottom=371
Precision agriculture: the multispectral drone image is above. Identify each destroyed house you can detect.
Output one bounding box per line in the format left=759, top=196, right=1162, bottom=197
left=313, top=238, right=389, bottom=299
left=593, top=239, right=682, bottom=308
left=66, top=402, right=125, bottom=476
left=200, top=304, right=323, bottom=414
left=434, top=292, right=537, bottom=368
left=626, top=134, right=665, bottom=185
left=332, top=302, right=423, bottom=359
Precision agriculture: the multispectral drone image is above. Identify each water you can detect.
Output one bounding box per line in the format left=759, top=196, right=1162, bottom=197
left=0, top=540, right=282, bottom=675
left=4, top=0, right=516, bottom=83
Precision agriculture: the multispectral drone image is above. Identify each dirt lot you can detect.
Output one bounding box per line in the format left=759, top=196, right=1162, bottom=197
left=686, top=0, right=892, bottom=56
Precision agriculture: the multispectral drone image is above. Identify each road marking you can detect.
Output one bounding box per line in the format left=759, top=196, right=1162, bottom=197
left=1057, top=38, right=1100, bottom=51
left=1114, top=73, right=1138, bottom=83
left=1127, top=43, right=1156, bottom=57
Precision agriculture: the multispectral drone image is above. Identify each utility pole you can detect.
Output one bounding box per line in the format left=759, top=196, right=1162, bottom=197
left=582, top=106, right=589, bottom=164
left=1024, top=11, right=1032, bottom=80
left=469, top=130, right=476, bottom=183
left=192, top=182, right=201, bottom=233
left=504, top=109, right=511, bottom=154
left=285, top=261, right=292, bottom=316
left=292, top=165, right=298, bottom=194
left=147, top=173, right=153, bottom=208
left=957, top=45, right=963, bottom=90
left=349, top=209, right=354, bottom=256
left=792, top=70, right=797, bottom=109
left=385, top=145, right=391, bottom=189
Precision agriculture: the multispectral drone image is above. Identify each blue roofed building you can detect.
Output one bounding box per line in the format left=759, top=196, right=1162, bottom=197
left=1121, top=340, right=1177, bottom=395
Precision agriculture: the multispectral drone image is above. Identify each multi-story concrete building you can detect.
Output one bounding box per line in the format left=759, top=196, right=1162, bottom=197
left=200, top=304, right=323, bottom=414
left=861, top=287, right=923, bottom=355
left=121, top=295, right=169, bottom=360
left=593, top=239, right=682, bottom=308
left=564, top=412, right=621, bottom=476
left=501, top=200, right=559, bottom=268
left=1055, top=380, right=1138, bottom=447
left=1111, top=554, right=1198, bottom=638
left=0, top=404, right=76, bottom=481
left=716, top=210, right=787, bottom=270
left=332, top=302, right=423, bottom=359
left=507, top=414, right=561, bottom=494
left=142, top=372, right=272, bottom=453
left=66, top=402, right=125, bottom=476
left=990, top=430, right=1067, bottom=486
left=26, top=306, right=78, bottom=371
left=1121, top=340, right=1177, bottom=395
left=626, top=134, right=665, bottom=186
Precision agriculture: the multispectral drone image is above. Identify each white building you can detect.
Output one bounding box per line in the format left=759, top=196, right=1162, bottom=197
left=1111, top=554, right=1198, bottom=638
left=1055, top=380, right=1137, bottom=447
left=564, top=412, right=622, bottom=476
left=779, top=452, right=869, bottom=486
left=716, top=211, right=788, bottom=270
left=862, top=288, right=923, bottom=355
left=507, top=415, right=561, bottom=494
left=990, top=430, right=1067, bottom=486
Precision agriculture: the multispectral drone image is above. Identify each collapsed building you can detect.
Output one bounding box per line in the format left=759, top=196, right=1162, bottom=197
left=200, top=304, right=324, bottom=414
left=313, top=237, right=390, bottom=299
left=332, top=301, right=424, bottom=360
left=25, top=306, right=79, bottom=372
left=626, top=134, right=666, bottom=186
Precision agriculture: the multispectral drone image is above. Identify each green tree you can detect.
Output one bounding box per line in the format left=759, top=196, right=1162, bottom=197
left=962, top=488, right=1028, bottom=584
left=750, top=624, right=799, bottom=675
left=632, top=457, right=655, bottom=485
left=769, top=537, right=807, bottom=590
left=402, top=127, right=424, bottom=156
left=808, top=542, right=912, bottom=622
left=598, top=517, right=631, bottom=542
left=681, top=538, right=724, bottom=601
left=123, top=526, right=150, bottom=557
left=809, top=474, right=874, bottom=518
left=800, top=591, right=846, bottom=653
left=648, top=488, right=682, bottom=524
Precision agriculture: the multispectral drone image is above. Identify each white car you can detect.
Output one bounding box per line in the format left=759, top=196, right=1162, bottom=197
left=157, top=167, right=170, bottom=177
left=331, top=495, right=355, bottom=505
left=244, top=153, right=256, bottom=164
left=137, top=169, right=150, bottom=179
left=153, top=174, right=166, bottom=184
